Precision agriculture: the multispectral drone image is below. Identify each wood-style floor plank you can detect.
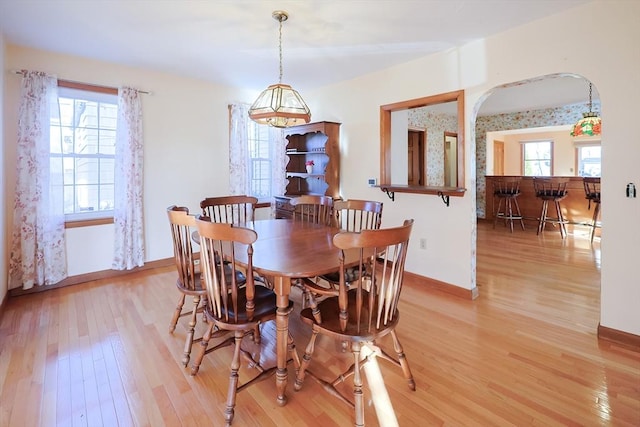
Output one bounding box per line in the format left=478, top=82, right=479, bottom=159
left=0, top=221, right=638, bottom=426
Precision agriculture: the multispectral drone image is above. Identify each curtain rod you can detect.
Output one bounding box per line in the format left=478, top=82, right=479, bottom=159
left=11, top=69, right=151, bottom=94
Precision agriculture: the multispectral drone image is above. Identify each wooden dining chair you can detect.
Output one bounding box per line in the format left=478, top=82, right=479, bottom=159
left=288, top=195, right=335, bottom=308
left=302, top=199, right=384, bottom=318
left=294, top=219, right=416, bottom=427
left=290, top=195, right=334, bottom=226
left=166, top=205, right=210, bottom=367
left=200, top=195, right=258, bottom=224
left=200, top=194, right=270, bottom=289
left=190, top=217, right=299, bottom=426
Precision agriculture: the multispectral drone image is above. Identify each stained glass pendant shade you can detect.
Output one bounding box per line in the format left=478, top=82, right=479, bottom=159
left=249, top=11, right=311, bottom=128
left=571, top=82, right=601, bottom=137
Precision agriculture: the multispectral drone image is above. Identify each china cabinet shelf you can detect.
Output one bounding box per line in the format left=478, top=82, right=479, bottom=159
left=275, top=121, right=341, bottom=219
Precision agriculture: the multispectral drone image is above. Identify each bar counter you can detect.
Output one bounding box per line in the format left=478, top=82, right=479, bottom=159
left=485, top=176, right=595, bottom=226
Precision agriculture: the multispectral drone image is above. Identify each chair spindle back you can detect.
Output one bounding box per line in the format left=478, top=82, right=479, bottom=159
left=200, top=195, right=258, bottom=224
left=333, top=219, right=413, bottom=333
left=333, top=199, right=383, bottom=232
left=167, top=206, right=199, bottom=291
left=195, top=217, right=257, bottom=324
left=291, top=195, right=334, bottom=226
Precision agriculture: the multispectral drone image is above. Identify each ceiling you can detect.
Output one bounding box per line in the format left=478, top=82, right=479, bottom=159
left=0, top=0, right=596, bottom=114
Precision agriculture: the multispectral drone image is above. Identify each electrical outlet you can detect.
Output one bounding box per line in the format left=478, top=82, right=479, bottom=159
left=419, top=238, right=427, bottom=250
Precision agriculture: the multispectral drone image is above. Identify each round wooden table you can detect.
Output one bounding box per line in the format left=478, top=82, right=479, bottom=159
left=196, top=219, right=360, bottom=405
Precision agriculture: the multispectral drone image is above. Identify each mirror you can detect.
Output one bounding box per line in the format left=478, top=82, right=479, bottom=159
left=380, top=90, right=465, bottom=196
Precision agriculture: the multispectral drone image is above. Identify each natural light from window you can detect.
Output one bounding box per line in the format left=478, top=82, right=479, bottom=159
left=522, top=140, right=552, bottom=176
left=247, top=120, right=273, bottom=199
left=51, top=87, right=117, bottom=221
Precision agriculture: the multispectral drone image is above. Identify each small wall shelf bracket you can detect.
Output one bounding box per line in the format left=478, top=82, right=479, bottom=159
left=381, top=187, right=395, bottom=202
left=437, top=191, right=450, bottom=207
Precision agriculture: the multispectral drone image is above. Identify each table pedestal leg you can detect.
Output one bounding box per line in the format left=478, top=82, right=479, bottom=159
left=273, top=276, right=290, bottom=406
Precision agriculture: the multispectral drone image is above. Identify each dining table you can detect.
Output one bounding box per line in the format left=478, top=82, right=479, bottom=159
left=196, top=218, right=362, bottom=406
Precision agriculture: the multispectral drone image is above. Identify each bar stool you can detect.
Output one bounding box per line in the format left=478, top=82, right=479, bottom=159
left=533, top=177, right=569, bottom=238
left=583, top=177, right=601, bottom=242
left=492, top=176, right=525, bottom=232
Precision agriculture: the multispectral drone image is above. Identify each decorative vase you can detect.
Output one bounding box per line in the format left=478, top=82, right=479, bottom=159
left=306, top=165, right=313, bottom=174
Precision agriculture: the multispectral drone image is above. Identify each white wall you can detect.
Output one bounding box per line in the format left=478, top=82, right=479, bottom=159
left=3, top=1, right=638, bottom=336
left=307, top=0, right=640, bottom=335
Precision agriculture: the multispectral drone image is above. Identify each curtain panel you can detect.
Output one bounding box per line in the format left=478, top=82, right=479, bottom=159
left=229, top=103, right=286, bottom=202
left=9, top=71, right=67, bottom=290
left=112, top=87, right=145, bottom=270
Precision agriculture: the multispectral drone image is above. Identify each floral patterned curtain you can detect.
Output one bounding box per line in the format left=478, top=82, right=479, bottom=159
left=229, top=103, right=249, bottom=195
left=112, top=87, right=145, bottom=270
left=9, top=71, right=67, bottom=290
left=270, top=126, right=286, bottom=197
left=229, top=103, right=286, bottom=201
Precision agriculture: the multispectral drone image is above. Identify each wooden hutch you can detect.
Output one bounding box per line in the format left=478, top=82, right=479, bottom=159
left=274, top=121, right=341, bottom=218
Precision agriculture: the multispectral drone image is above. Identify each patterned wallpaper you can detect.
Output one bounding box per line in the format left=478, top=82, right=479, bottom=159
left=475, top=101, right=600, bottom=217
left=408, top=109, right=458, bottom=186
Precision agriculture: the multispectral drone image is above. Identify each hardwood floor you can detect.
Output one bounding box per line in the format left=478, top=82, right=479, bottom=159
left=1, top=221, right=638, bottom=426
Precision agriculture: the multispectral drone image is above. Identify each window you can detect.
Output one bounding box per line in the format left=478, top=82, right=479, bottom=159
left=577, top=145, right=601, bottom=177
left=51, top=86, right=118, bottom=221
left=522, top=140, right=552, bottom=176
left=247, top=119, right=273, bottom=198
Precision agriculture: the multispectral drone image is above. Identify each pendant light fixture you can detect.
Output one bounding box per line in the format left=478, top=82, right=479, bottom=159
left=570, top=82, right=601, bottom=137
left=248, top=10, right=311, bottom=128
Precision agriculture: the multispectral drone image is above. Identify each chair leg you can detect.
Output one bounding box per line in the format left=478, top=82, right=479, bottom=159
left=294, top=330, right=319, bottom=391
left=390, top=330, right=416, bottom=391
left=191, top=320, right=215, bottom=376
left=288, top=332, right=301, bottom=371
left=182, top=295, right=200, bottom=366
left=352, top=341, right=364, bottom=427
left=305, top=290, right=323, bottom=324
left=224, top=331, right=244, bottom=427
left=169, top=293, right=185, bottom=333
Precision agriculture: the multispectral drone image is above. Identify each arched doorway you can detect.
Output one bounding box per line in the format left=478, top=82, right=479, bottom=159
left=472, top=73, right=602, bottom=332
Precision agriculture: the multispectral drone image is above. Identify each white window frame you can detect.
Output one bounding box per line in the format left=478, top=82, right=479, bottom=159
left=521, top=139, right=553, bottom=176
left=52, top=86, right=118, bottom=222
left=247, top=120, right=273, bottom=200
left=574, top=140, right=601, bottom=177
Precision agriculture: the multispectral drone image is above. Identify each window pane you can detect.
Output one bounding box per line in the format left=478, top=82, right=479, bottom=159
left=523, top=141, right=552, bottom=176
left=99, top=184, right=115, bottom=211
left=579, top=145, right=601, bottom=177
left=77, top=100, right=98, bottom=128
left=76, top=157, right=99, bottom=184
left=251, top=159, right=271, bottom=198
left=53, top=88, right=117, bottom=219
left=247, top=120, right=274, bottom=198
left=100, top=103, right=118, bottom=130
left=100, top=158, right=114, bottom=183
left=100, top=129, right=116, bottom=154
left=75, top=128, right=99, bottom=154
left=75, top=184, right=98, bottom=212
